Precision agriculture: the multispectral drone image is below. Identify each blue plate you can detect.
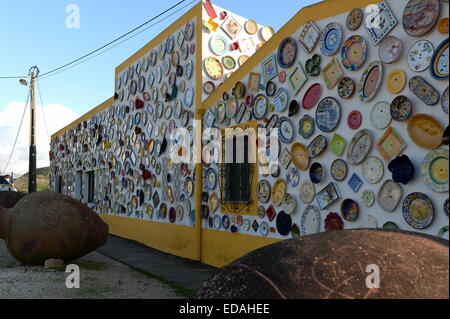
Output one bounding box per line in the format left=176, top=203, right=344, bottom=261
left=316, top=97, right=341, bottom=132
left=320, top=22, right=342, bottom=56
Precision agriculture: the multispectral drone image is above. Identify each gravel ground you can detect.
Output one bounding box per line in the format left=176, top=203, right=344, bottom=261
left=0, top=240, right=182, bottom=299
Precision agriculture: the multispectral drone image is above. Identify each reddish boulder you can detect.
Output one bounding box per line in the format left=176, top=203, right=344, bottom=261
left=197, top=230, right=449, bottom=299
left=0, top=192, right=109, bottom=266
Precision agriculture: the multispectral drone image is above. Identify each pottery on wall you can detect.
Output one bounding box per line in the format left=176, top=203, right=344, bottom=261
left=0, top=192, right=109, bottom=266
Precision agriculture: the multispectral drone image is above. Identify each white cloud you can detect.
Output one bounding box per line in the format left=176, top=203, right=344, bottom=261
left=0, top=101, right=80, bottom=176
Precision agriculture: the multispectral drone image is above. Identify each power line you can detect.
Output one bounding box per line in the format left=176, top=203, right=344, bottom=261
left=38, top=0, right=197, bottom=81
left=0, top=75, right=27, bottom=80
left=2, top=90, right=30, bottom=173
left=36, top=78, right=50, bottom=143
left=38, top=0, right=189, bottom=78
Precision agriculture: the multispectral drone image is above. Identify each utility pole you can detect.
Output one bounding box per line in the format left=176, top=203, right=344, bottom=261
left=28, top=66, right=39, bottom=193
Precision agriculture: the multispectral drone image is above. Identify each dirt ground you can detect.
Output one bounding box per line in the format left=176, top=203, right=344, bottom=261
left=0, top=240, right=183, bottom=299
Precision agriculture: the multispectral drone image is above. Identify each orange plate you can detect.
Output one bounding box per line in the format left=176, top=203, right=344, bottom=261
left=407, top=114, right=444, bottom=149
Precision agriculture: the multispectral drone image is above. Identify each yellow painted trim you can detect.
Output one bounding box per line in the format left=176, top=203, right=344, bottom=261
left=201, top=228, right=280, bottom=267
left=115, top=2, right=202, bottom=76
left=51, top=97, right=115, bottom=139
left=200, top=0, right=379, bottom=111
left=99, top=213, right=199, bottom=260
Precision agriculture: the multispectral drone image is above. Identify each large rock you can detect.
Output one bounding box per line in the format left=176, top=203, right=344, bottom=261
left=0, top=191, right=26, bottom=208
left=0, top=192, right=109, bottom=266
left=197, top=230, right=449, bottom=299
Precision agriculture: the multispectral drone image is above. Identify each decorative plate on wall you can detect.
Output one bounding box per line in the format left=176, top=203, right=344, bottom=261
left=300, top=205, right=320, bottom=236
left=346, top=8, right=363, bottom=31
left=319, top=22, right=342, bottom=56
left=341, top=199, right=359, bottom=222
left=291, top=143, right=310, bottom=171
left=308, top=135, right=327, bottom=158
left=329, top=133, right=346, bottom=157
left=257, top=180, right=271, bottom=203
left=272, top=179, right=287, bottom=207
left=286, top=167, right=300, bottom=187
left=300, top=180, right=316, bottom=204
left=287, top=61, right=308, bottom=95
left=338, top=77, right=355, bottom=99
left=407, top=40, right=434, bottom=72
left=341, top=35, right=367, bottom=71
left=364, top=1, right=397, bottom=46
left=386, top=69, right=406, bottom=94
left=421, top=148, right=449, bottom=193
left=378, top=35, right=402, bottom=64
left=348, top=173, right=364, bottom=193
left=302, top=83, right=322, bottom=109
left=324, top=213, right=343, bottom=231
left=322, top=58, right=344, bottom=89
left=402, top=192, right=434, bottom=229
left=407, top=114, right=444, bottom=150
left=316, top=97, right=341, bottom=132
left=309, top=162, right=325, bottom=184
left=358, top=60, right=383, bottom=103
left=390, top=95, right=412, bottom=121
left=376, top=127, right=407, bottom=163
left=204, top=57, right=223, bottom=80
left=429, top=38, right=449, bottom=80
left=442, top=87, right=449, bottom=114
left=378, top=180, right=402, bottom=212
left=362, top=156, right=384, bottom=184
left=316, top=182, right=340, bottom=210
left=298, top=21, right=320, bottom=53
left=278, top=37, right=298, bottom=68
left=273, top=88, right=289, bottom=112
left=347, top=129, right=372, bottom=166
left=409, top=76, right=440, bottom=105
left=210, top=35, right=229, bottom=56
left=299, top=115, right=315, bottom=139
left=361, top=190, right=376, bottom=207
left=402, top=0, right=440, bottom=37
left=347, top=111, right=362, bottom=130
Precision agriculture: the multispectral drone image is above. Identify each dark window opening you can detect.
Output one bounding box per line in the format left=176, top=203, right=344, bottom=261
left=57, top=176, right=63, bottom=193
left=87, top=171, right=95, bottom=203
left=225, top=135, right=250, bottom=203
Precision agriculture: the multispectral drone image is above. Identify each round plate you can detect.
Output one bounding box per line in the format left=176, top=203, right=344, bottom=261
left=261, top=26, right=275, bottom=41
left=444, top=198, right=449, bottom=218
left=379, top=35, right=402, bottom=64
left=408, top=40, right=434, bottom=72
left=300, top=180, right=316, bottom=204
left=286, top=167, right=300, bottom=187
left=278, top=117, right=295, bottom=143
left=347, top=110, right=362, bottom=130
left=403, top=0, right=440, bottom=37
left=282, top=193, right=296, bottom=215
left=386, top=69, right=406, bottom=94
left=430, top=38, right=449, bottom=80
left=346, top=8, right=363, bottom=31
left=222, top=56, right=236, bottom=70
left=361, top=190, right=376, bottom=207
left=421, top=149, right=449, bottom=193
left=300, top=205, right=320, bottom=236
left=253, top=94, right=268, bottom=120
left=276, top=211, right=292, bottom=236
left=244, top=20, right=258, bottom=35
left=205, top=168, right=218, bottom=190
left=391, top=95, right=412, bottom=121
left=309, top=162, right=324, bottom=184
left=338, top=77, right=355, bottom=99
left=378, top=180, right=403, bottom=212
left=341, top=199, right=359, bottom=222
left=347, top=129, right=372, bottom=166
left=302, top=83, right=322, bottom=109
left=307, top=135, right=327, bottom=158
left=278, top=38, right=298, bottom=68
left=225, top=97, right=238, bottom=119
left=319, top=22, right=342, bottom=56
left=325, top=213, right=343, bottom=232
left=185, top=21, right=195, bottom=41
left=331, top=159, right=348, bottom=182
left=358, top=60, right=383, bottom=103
left=291, top=143, right=310, bottom=171
left=204, top=57, right=224, bottom=80
left=298, top=115, right=315, bottom=139
left=402, top=192, right=434, bottom=229
left=184, top=87, right=194, bottom=107
left=407, top=114, right=444, bottom=149
left=362, top=156, right=384, bottom=184
left=341, top=35, right=367, bottom=71
left=209, top=35, right=229, bottom=56
left=442, top=87, right=449, bottom=114
left=257, top=180, right=271, bottom=203
left=316, top=97, right=341, bottom=132
left=203, top=81, right=215, bottom=94
left=260, top=222, right=269, bottom=237
left=272, top=179, right=287, bottom=207
left=438, top=17, right=449, bottom=34
left=383, top=222, right=399, bottom=231
left=273, top=88, right=289, bottom=112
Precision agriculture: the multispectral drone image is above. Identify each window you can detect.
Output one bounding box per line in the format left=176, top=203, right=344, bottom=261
left=75, top=171, right=82, bottom=200
left=56, top=176, right=63, bottom=193
left=87, top=171, right=95, bottom=203
left=224, top=135, right=251, bottom=203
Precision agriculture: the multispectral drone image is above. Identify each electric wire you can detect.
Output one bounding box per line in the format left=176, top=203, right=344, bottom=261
left=36, top=78, right=50, bottom=143
left=2, top=90, right=31, bottom=173
left=38, top=0, right=188, bottom=78
left=38, top=0, right=197, bottom=81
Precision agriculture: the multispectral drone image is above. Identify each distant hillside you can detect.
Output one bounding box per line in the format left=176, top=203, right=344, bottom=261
left=14, top=167, right=50, bottom=193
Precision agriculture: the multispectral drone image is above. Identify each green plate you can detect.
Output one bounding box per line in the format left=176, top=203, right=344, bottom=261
left=329, top=133, right=346, bottom=156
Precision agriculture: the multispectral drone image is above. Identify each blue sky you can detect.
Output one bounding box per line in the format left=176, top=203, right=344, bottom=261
left=0, top=0, right=317, bottom=116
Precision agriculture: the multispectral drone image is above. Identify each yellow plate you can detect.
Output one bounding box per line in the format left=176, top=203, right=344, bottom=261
left=407, top=114, right=444, bottom=149
left=386, top=69, right=406, bottom=94
left=244, top=20, right=258, bottom=35
left=291, top=143, right=310, bottom=171
left=271, top=179, right=287, bottom=207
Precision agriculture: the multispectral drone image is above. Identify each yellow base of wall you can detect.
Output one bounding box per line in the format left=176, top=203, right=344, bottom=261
left=99, top=214, right=199, bottom=261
